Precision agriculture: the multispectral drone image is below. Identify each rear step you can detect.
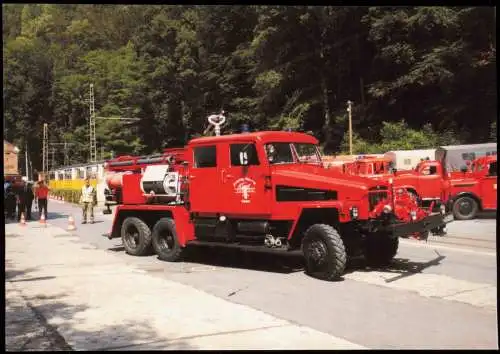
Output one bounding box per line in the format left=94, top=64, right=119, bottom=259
left=186, top=240, right=302, bottom=256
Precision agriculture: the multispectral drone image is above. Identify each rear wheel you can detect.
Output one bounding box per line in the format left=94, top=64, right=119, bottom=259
left=121, top=217, right=153, bottom=256
left=364, top=236, right=399, bottom=267
left=302, top=224, right=346, bottom=281
left=151, top=217, right=185, bottom=262
left=452, top=196, right=478, bottom=220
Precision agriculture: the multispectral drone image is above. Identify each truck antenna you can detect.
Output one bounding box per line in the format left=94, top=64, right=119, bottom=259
left=207, top=111, right=226, bottom=136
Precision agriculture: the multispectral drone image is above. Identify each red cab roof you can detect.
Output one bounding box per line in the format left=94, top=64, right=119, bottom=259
left=188, top=131, right=318, bottom=146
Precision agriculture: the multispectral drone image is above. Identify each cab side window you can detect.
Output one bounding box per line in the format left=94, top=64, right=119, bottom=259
left=488, top=162, right=497, bottom=176
left=194, top=146, right=217, bottom=168
left=230, top=143, right=259, bottom=166
left=429, top=165, right=437, bottom=175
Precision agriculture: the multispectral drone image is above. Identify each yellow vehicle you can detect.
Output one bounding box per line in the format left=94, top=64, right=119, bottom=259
left=47, top=161, right=106, bottom=205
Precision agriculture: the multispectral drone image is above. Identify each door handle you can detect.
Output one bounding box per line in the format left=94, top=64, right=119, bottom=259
left=221, top=170, right=234, bottom=183
left=189, top=175, right=196, bottom=180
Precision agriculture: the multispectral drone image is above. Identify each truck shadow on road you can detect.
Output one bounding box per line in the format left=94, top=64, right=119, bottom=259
left=107, top=243, right=447, bottom=282
left=170, top=247, right=306, bottom=275
left=345, top=251, right=446, bottom=283
left=476, top=211, right=497, bottom=219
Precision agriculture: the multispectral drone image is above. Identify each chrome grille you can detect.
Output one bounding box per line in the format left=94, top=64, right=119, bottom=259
left=368, top=186, right=389, bottom=211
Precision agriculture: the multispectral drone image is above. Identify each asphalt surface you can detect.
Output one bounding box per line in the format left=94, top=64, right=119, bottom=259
left=8, top=200, right=498, bottom=349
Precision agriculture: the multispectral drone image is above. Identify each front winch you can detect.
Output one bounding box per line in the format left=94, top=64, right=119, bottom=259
left=264, top=234, right=284, bottom=248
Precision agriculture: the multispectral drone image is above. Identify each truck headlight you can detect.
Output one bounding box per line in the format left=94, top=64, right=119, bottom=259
left=410, top=210, right=417, bottom=221
left=440, top=204, right=446, bottom=215
left=350, top=207, right=359, bottom=219
left=383, top=205, right=392, bottom=214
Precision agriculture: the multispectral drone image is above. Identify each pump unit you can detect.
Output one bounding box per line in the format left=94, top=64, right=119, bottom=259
left=140, top=165, right=180, bottom=198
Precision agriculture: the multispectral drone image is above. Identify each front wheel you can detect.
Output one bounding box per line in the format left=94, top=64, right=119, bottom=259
left=302, top=224, right=346, bottom=281
left=151, top=217, right=185, bottom=262
left=452, top=196, right=478, bottom=220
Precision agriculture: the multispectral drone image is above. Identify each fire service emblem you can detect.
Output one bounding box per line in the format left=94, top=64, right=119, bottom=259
left=233, top=178, right=256, bottom=204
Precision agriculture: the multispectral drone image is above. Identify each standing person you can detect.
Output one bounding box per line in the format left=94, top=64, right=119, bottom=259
left=79, top=177, right=95, bottom=224
left=22, top=182, right=35, bottom=220
left=35, top=180, right=49, bottom=219
left=5, top=184, right=17, bottom=220
left=17, top=183, right=27, bottom=222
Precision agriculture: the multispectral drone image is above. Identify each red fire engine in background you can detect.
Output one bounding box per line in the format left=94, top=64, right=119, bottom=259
left=334, top=154, right=497, bottom=220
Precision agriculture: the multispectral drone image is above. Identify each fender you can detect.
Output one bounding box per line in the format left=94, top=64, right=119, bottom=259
left=287, top=206, right=341, bottom=245
left=449, top=191, right=483, bottom=210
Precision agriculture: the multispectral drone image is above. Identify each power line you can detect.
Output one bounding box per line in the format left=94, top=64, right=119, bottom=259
left=48, top=141, right=75, bottom=167
left=95, top=116, right=140, bottom=121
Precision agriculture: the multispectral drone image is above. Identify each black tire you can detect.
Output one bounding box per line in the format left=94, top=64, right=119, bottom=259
left=364, top=236, right=399, bottom=267
left=151, top=217, right=185, bottom=262
left=452, top=196, right=478, bottom=220
left=121, top=217, right=153, bottom=256
left=302, top=224, right=346, bottom=281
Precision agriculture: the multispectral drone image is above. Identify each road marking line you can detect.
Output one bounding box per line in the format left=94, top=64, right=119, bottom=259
left=399, top=239, right=496, bottom=257
left=344, top=271, right=497, bottom=309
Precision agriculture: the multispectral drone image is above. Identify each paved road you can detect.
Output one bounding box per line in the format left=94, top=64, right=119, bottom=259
left=10, top=201, right=498, bottom=349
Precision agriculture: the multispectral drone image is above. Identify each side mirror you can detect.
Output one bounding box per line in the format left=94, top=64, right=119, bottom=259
left=460, top=165, right=468, bottom=173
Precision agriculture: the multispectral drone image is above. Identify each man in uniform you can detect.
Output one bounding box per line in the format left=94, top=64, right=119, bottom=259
left=80, top=177, right=96, bottom=224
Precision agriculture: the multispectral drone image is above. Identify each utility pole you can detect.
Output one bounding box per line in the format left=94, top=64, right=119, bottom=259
left=50, top=148, right=56, bottom=171
left=42, top=123, right=48, bottom=177
left=64, top=141, right=69, bottom=166
left=347, top=100, right=353, bottom=155
left=89, top=83, right=97, bottom=163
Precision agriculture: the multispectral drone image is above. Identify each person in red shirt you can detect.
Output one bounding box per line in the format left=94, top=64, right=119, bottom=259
left=35, top=180, right=50, bottom=219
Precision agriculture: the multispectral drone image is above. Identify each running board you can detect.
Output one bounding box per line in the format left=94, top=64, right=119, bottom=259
left=186, top=240, right=302, bottom=256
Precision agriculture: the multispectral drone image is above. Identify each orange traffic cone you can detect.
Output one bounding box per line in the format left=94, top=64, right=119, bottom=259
left=20, top=212, right=26, bottom=226
left=40, top=213, right=46, bottom=227
left=67, top=215, right=76, bottom=231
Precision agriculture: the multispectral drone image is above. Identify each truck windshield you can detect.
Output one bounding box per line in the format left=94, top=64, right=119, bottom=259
left=265, top=143, right=321, bottom=165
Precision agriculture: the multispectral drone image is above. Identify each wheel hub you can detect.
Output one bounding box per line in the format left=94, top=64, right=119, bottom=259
left=459, top=200, right=472, bottom=215
left=160, top=232, right=174, bottom=251
left=309, top=240, right=327, bottom=265
left=125, top=226, right=139, bottom=248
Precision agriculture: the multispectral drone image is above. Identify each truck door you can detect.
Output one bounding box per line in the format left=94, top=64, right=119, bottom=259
left=219, top=141, right=272, bottom=217
left=188, top=144, right=220, bottom=214
left=480, top=161, right=497, bottom=210
left=417, top=162, right=443, bottom=199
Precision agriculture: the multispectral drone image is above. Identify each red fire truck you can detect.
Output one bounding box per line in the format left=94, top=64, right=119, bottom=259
left=336, top=154, right=497, bottom=220
left=102, top=115, right=448, bottom=281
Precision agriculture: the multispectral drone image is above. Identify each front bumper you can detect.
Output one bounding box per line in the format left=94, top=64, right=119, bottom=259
left=386, top=212, right=446, bottom=238
left=360, top=212, right=448, bottom=239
